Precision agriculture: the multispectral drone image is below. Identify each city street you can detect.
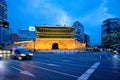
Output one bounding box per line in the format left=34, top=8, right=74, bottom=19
left=1, top=0, right=120, bottom=80
left=0, top=52, right=120, bottom=80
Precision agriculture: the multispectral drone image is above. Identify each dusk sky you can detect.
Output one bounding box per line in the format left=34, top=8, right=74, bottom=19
left=6, top=0, right=120, bottom=46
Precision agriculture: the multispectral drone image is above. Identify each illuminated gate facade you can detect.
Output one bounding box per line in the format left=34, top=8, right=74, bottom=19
left=22, top=25, right=86, bottom=50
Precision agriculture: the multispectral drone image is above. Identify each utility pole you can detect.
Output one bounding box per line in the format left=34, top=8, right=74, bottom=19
left=33, top=39, right=36, bottom=52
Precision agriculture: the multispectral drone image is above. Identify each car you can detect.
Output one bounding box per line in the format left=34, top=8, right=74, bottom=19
left=113, top=45, right=120, bottom=54
left=113, top=50, right=119, bottom=54
left=12, top=48, right=33, bottom=60
left=0, top=50, right=3, bottom=59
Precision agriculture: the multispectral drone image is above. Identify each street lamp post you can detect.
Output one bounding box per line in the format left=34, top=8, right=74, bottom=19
left=33, top=39, right=36, bottom=52
left=29, top=26, right=36, bottom=52
left=74, top=38, right=77, bottom=50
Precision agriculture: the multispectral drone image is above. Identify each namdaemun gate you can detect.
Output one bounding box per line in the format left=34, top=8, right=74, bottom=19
left=16, top=25, right=86, bottom=50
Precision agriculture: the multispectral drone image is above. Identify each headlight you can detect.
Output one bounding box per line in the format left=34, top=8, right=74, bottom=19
left=0, top=54, right=3, bottom=57
left=7, top=51, right=10, bottom=54
left=0, top=51, right=2, bottom=54
left=29, top=53, right=33, bottom=56
left=3, top=51, right=6, bottom=53
left=20, top=54, right=26, bottom=56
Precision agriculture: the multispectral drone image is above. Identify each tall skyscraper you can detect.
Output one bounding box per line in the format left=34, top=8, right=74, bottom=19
left=102, top=18, right=120, bottom=48
left=0, top=0, right=12, bottom=48
left=0, top=27, right=12, bottom=47
left=73, top=21, right=85, bottom=43
left=0, top=0, right=7, bottom=22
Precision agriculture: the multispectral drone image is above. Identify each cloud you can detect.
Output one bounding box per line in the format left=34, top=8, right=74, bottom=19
left=103, top=7, right=108, bottom=12
left=74, top=0, right=115, bottom=45
left=95, top=0, right=114, bottom=22
left=80, top=0, right=115, bottom=25
left=55, top=9, right=72, bottom=26
left=26, top=0, right=72, bottom=26
left=32, top=0, right=41, bottom=8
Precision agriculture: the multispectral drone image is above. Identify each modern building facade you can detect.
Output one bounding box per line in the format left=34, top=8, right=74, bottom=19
left=19, top=25, right=85, bottom=50
left=102, top=18, right=120, bottom=48
left=18, top=29, right=36, bottom=41
left=84, top=34, right=90, bottom=47
left=12, top=33, right=19, bottom=42
left=0, top=0, right=7, bottom=22
left=73, top=21, right=85, bottom=43
left=0, top=0, right=12, bottom=48
left=0, top=27, right=12, bottom=47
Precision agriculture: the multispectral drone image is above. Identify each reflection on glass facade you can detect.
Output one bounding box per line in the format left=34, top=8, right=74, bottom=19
left=0, top=0, right=11, bottom=48
left=18, top=29, right=36, bottom=41
left=102, top=18, right=120, bottom=48
left=0, top=27, right=12, bottom=47
left=73, top=21, right=85, bottom=43
left=84, top=34, right=90, bottom=47
left=0, top=0, right=7, bottom=22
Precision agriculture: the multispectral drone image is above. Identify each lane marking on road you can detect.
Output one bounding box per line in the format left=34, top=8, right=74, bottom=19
left=47, top=64, right=61, bottom=67
left=104, top=55, right=111, bottom=61
left=22, top=62, right=78, bottom=78
left=113, top=55, right=120, bottom=62
left=34, top=59, right=90, bottom=67
left=10, top=66, right=35, bottom=77
left=35, top=61, right=61, bottom=67
left=77, top=62, right=101, bottom=80
left=25, top=61, right=61, bottom=67
left=99, top=55, right=102, bottom=60
left=62, top=60, right=72, bottom=62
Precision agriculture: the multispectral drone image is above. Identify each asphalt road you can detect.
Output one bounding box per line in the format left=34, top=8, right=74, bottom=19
left=0, top=52, right=120, bottom=80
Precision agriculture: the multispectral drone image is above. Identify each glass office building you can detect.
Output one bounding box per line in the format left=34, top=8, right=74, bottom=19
left=102, top=18, right=120, bottom=48
left=84, top=34, right=90, bottom=47
left=73, top=21, right=85, bottom=43
left=0, top=0, right=12, bottom=48
left=18, top=29, right=36, bottom=41
left=0, top=27, right=12, bottom=47
left=0, top=0, right=7, bottom=22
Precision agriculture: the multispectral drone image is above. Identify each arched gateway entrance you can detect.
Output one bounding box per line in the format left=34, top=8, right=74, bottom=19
left=52, top=43, right=59, bottom=49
